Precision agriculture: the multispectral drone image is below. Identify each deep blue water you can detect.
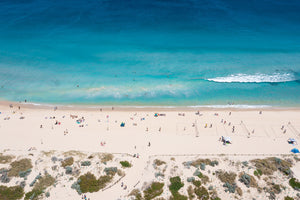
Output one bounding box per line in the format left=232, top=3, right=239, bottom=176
left=0, top=0, right=300, bottom=106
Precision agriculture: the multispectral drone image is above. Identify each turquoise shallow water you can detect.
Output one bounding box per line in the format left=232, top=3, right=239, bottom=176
left=0, top=0, right=300, bottom=106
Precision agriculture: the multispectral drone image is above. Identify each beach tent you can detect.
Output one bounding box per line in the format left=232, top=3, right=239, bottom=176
left=120, top=122, right=125, bottom=127
left=291, top=148, right=299, bottom=154
left=288, top=138, right=297, bottom=144
left=222, top=136, right=231, bottom=144
left=154, top=113, right=159, bottom=117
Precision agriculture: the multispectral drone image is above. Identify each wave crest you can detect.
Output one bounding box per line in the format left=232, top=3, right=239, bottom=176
left=207, top=73, right=297, bottom=83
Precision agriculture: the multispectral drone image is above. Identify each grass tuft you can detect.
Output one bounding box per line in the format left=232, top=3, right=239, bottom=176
left=216, top=171, right=237, bottom=185
left=100, top=153, right=113, bottom=163
left=8, top=159, right=32, bottom=177
left=0, top=153, right=14, bottom=164
left=154, top=159, right=166, bottom=166
left=61, top=157, right=74, bottom=168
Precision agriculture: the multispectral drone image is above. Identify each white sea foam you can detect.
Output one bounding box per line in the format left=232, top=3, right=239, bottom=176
left=84, top=83, right=187, bottom=99
left=207, top=73, right=296, bottom=83
left=189, top=105, right=272, bottom=109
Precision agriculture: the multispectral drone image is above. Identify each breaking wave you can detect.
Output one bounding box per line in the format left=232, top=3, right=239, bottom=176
left=207, top=73, right=297, bottom=83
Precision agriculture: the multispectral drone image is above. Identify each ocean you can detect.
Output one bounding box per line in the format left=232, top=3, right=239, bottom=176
left=0, top=0, right=300, bottom=107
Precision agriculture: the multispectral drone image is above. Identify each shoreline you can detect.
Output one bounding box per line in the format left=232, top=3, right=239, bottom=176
left=1, top=100, right=300, bottom=112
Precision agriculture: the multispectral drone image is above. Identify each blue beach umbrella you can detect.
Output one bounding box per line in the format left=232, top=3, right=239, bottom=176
left=291, top=148, right=300, bottom=154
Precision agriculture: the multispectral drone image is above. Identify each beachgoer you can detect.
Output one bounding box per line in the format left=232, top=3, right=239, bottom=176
left=148, top=142, right=151, bottom=147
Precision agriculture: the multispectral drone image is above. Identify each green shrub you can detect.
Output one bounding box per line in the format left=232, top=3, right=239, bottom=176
left=198, top=173, right=210, bottom=184
left=25, top=175, right=55, bottom=200
left=271, top=184, right=281, bottom=194
left=98, top=175, right=113, bottom=189
left=0, top=185, right=24, bottom=200
left=254, top=169, right=262, bottom=177
left=187, top=185, right=195, bottom=200
left=19, top=169, right=32, bottom=178
left=194, top=186, right=209, bottom=200
left=223, top=182, right=236, bottom=193
left=284, top=196, right=294, bottom=200
left=45, top=192, right=50, bottom=198
left=192, top=180, right=201, bottom=187
left=120, top=161, right=131, bottom=168
left=129, top=189, right=142, bottom=200
left=34, top=175, right=55, bottom=191
left=169, top=177, right=184, bottom=193
left=187, top=177, right=195, bottom=182
left=200, top=163, right=206, bottom=170
left=71, top=179, right=82, bottom=194
left=239, top=173, right=258, bottom=188
left=170, top=193, right=188, bottom=200
left=24, top=189, right=43, bottom=200
left=169, top=177, right=187, bottom=200
left=29, top=174, right=42, bottom=187
left=78, top=172, right=113, bottom=193
left=79, top=173, right=101, bottom=193
left=65, top=166, right=73, bottom=174
left=8, top=159, right=32, bottom=177
left=104, top=167, right=117, bottom=176
left=61, top=157, right=74, bottom=168
left=289, top=178, right=300, bottom=191
left=81, top=161, right=91, bottom=166
left=143, top=182, right=164, bottom=200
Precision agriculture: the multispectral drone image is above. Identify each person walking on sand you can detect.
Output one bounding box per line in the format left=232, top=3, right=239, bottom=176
left=148, top=142, right=151, bottom=147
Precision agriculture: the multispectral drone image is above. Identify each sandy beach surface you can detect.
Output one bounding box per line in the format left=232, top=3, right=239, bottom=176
left=0, top=101, right=300, bottom=200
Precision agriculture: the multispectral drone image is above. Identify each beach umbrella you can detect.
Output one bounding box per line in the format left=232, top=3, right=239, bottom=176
left=291, top=148, right=300, bottom=154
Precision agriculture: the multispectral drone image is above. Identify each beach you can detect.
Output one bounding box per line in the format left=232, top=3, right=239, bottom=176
left=1, top=101, right=300, bottom=154
left=1, top=101, right=300, bottom=199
